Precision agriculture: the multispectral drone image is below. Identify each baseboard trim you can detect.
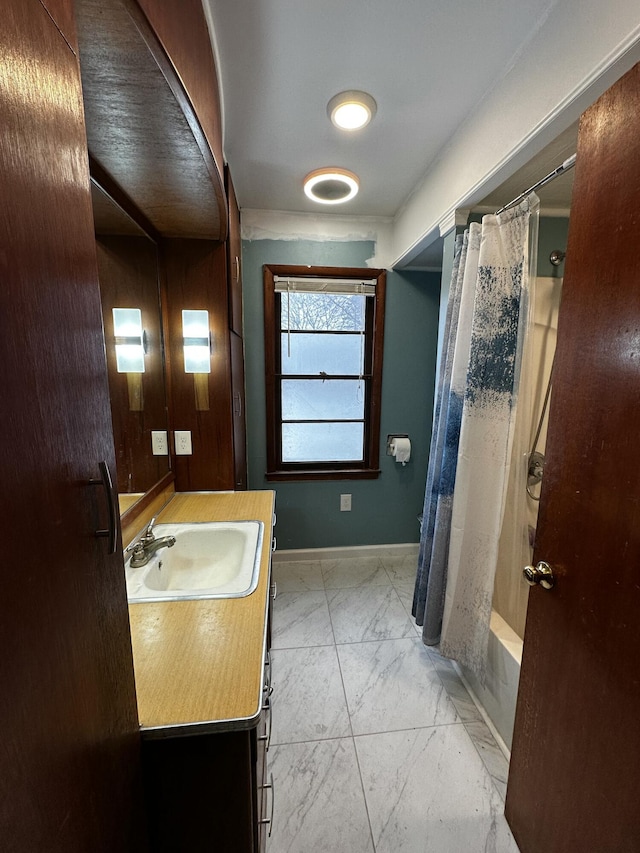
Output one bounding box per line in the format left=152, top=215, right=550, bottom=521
left=272, top=542, right=419, bottom=562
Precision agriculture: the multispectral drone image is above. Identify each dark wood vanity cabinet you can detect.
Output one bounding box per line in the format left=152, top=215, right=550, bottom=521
left=141, top=669, right=274, bottom=852
left=140, top=567, right=276, bottom=852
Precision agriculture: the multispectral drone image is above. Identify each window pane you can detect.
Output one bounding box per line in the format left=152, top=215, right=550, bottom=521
left=281, top=333, right=363, bottom=375
left=283, top=422, right=364, bottom=462
left=282, top=379, right=365, bottom=420
left=280, top=292, right=365, bottom=331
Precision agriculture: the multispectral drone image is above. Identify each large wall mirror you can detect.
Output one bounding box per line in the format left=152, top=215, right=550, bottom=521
left=90, top=180, right=171, bottom=517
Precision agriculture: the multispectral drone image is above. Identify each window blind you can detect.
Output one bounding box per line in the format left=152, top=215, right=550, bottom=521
left=273, top=276, right=376, bottom=296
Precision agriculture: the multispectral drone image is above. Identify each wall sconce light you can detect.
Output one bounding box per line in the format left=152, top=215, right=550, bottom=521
left=182, top=309, right=211, bottom=373
left=113, top=307, right=146, bottom=373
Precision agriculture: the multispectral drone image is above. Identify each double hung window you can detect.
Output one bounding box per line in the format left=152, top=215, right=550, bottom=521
left=264, top=265, right=386, bottom=480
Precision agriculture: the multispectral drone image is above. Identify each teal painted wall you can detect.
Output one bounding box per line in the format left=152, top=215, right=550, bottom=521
left=536, top=216, right=569, bottom=278
left=467, top=214, right=570, bottom=278
left=241, top=238, right=441, bottom=550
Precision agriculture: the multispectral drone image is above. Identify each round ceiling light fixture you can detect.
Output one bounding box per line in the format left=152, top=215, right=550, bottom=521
left=303, top=168, right=359, bottom=205
left=327, top=90, right=377, bottom=131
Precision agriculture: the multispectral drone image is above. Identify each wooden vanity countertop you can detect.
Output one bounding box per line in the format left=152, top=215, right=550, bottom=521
left=127, top=491, right=275, bottom=739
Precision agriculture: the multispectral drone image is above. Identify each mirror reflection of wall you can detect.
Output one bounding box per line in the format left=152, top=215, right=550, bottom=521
left=91, top=181, right=170, bottom=516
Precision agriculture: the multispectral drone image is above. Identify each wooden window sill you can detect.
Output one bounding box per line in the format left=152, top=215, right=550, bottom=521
left=266, top=469, right=381, bottom=482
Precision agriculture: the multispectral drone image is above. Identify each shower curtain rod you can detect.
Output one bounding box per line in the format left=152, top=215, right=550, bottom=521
left=495, top=153, right=577, bottom=215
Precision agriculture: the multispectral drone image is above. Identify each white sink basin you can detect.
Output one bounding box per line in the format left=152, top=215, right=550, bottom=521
left=125, top=521, right=264, bottom=602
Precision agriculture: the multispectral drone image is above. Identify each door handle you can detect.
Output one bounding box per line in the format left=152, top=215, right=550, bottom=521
left=89, top=461, right=118, bottom=555
left=523, top=560, right=555, bottom=590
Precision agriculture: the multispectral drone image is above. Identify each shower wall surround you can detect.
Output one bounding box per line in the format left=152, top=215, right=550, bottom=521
left=493, top=275, right=563, bottom=639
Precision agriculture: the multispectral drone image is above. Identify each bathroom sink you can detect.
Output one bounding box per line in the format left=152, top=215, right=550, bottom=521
left=125, top=521, right=264, bottom=603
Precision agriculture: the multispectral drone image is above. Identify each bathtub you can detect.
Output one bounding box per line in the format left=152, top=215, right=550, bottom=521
left=455, top=610, right=522, bottom=753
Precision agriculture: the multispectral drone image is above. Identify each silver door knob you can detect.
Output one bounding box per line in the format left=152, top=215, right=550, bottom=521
left=523, top=560, right=555, bottom=590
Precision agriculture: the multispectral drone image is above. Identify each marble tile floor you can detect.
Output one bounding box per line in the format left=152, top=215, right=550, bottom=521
left=268, top=554, right=520, bottom=853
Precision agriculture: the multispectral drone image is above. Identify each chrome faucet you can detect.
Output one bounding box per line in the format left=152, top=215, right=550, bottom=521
left=126, top=516, right=176, bottom=568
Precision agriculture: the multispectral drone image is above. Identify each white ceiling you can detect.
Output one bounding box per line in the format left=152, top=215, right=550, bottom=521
left=475, top=122, right=578, bottom=214
left=205, top=0, right=567, bottom=219
left=407, top=121, right=579, bottom=269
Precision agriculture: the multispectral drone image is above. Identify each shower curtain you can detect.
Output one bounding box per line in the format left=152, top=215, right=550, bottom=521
left=412, top=225, right=482, bottom=643
left=413, top=194, right=539, bottom=679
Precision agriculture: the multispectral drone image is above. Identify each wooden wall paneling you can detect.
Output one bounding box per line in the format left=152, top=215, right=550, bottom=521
left=90, top=160, right=161, bottom=241
left=96, top=235, right=170, bottom=495
left=136, top=0, right=225, bottom=181
left=164, top=239, right=235, bottom=491
left=75, top=0, right=226, bottom=240
left=226, top=167, right=244, bottom=335
left=39, top=0, right=78, bottom=52
left=230, top=330, right=248, bottom=490
left=1, top=0, right=146, bottom=848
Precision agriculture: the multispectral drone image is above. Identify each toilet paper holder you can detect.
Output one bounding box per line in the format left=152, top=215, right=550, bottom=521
left=386, top=434, right=409, bottom=456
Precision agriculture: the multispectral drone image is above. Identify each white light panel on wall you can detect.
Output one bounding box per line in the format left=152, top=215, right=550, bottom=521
left=112, top=307, right=145, bottom=373
left=182, top=309, right=211, bottom=373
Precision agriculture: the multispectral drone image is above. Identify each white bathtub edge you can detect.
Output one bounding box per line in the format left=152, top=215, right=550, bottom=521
left=452, top=661, right=511, bottom=761
left=455, top=610, right=523, bottom=755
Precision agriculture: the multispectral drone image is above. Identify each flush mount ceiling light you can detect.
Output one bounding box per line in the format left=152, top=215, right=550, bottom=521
left=327, top=90, right=377, bottom=131
left=303, top=168, right=359, bottom=205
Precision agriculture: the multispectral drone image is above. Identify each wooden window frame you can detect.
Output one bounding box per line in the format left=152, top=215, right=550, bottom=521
left=264, top=264, right=386, bottom=481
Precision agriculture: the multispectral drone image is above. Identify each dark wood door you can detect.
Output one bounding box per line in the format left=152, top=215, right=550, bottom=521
left=506, top=62, right=640, bottom=852
left=0, top=2, right=145, bottom=849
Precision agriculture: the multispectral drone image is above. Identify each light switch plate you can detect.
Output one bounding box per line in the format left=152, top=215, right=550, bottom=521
left=174, top=430, right=193, bottom=455
left=151, top=430, right=168, bottom=456
left=340, top=494, right=352, bottom=512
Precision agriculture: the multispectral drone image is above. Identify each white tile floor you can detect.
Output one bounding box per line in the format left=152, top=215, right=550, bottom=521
left=268, top=554, right=520, bottom=853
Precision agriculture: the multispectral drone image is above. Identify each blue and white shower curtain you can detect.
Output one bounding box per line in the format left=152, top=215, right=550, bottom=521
left=413, top=194, right=539, bottom=679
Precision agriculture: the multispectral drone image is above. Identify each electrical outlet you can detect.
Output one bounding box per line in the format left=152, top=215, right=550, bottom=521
left=174, top=430, right=193, bottom=455
left=151, top=430, right=168, bottom=456
left=340, top=494, right=352, bottom=512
